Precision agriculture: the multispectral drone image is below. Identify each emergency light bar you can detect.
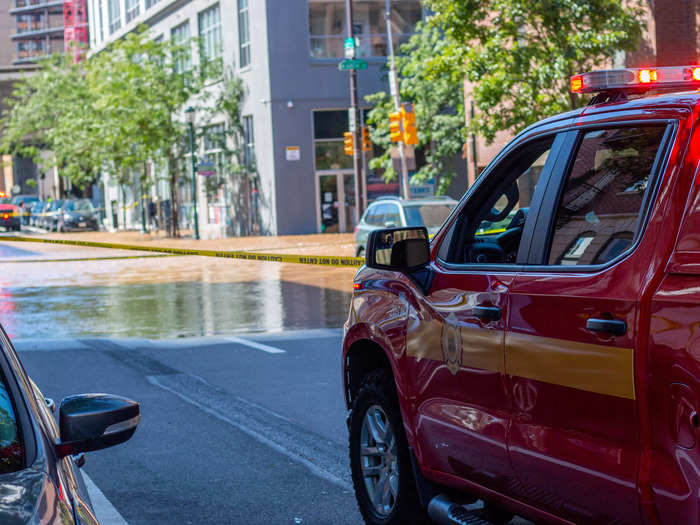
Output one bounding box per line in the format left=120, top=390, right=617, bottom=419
left=570, top=66, right=700, bottom=94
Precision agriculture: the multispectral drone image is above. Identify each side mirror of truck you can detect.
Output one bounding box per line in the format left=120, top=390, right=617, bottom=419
left=366, top=227, right=432, bottom=292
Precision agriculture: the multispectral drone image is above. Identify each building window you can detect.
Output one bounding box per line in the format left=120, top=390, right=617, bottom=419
left=107, top=0, right=121, bottom=34
left=171, top=21, right=191, bottom=73
left=238, top=0, right=250, bottom=68
left=125, top=0, right=140, bottom=23
left=313, top=110, right=351, bottom=170
left=145, top=0, right=159, bottom=9
left=308, top=0, right=421, bottom=59
left=242, top=115, right=255, bottom=168
left=198, top=4, right=222, bottom=64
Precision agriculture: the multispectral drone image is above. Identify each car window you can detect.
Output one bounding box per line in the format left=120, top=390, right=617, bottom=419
left=384, top=204, right=401, bottom=226
left=438, top=136, right=554, bottom=264
left=368, top=204, right=388, bottom=226
left=404, top=204, right=455, bottom=228
left=364, top=205, right=380, bottom=226
left=0, top=369, right=24, bottom=474
left=546, top=126, right=667, bottom=266
left=64, top=200, right=94, bottom=213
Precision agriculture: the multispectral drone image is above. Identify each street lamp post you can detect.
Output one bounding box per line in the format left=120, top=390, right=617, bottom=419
left=185, top=106, right=200, bottom=240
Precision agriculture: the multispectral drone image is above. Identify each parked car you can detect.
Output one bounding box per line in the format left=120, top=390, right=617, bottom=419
left=41, top=200, right=65, bottom=231
left=354, top=196, right=457, bottom=256
left=0, top=323, right=140, bottom=524
left=57, top=199, right=99, bottom=232
left=29, top=201, right=46, bottom=227
left=343, top=65, right=700, bottom=525
left=12, top=195, right=40, bottom=225
left=0, top=203, right=20, bottom=231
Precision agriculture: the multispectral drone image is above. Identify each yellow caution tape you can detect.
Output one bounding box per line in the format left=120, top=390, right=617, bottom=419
left=0, top=236, right=365, bottom=268
left=0, top=254, right=174, bottom=263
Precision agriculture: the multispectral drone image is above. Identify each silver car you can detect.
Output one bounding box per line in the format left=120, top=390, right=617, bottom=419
left=354, top=196, right=458, bottom=256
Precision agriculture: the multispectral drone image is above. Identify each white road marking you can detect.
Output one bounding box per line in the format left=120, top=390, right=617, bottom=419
left=82, top=472, right=129, bottom=525
left=147, top=374, right=351, bottom=491
left=225, top=336, right=286, bottom=354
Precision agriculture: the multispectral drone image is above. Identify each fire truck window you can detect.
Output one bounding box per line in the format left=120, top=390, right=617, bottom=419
left=547, top=126, right=666, bottom=266
left=438, top=137, right=553, bottom=265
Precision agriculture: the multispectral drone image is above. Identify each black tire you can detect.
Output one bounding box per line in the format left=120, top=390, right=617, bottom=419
left=349, top=370, right=429, bottom=525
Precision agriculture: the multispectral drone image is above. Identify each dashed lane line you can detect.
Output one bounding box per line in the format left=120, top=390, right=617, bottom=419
left=225, top=336, right=286, bottom=354
left=82, top=472, right=129, bottom=525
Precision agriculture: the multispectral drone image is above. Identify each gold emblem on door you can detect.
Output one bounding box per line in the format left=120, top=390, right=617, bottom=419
left=441, top=312, right=462, bottom=375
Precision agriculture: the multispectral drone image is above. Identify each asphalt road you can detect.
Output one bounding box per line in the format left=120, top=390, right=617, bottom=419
left=16, top=330, right=362, bottom=525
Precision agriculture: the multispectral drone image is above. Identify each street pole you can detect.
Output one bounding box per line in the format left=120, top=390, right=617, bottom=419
left=187, top=121, right=200, bottom=240
left=345, top=0, right=363, bottom=223
left=385, top=0, right=410, bottom=200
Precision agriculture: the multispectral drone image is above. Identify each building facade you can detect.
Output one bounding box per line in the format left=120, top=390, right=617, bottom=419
left=87, top=0, right=424, bottom=236
left=8, top=0, right=65, bottom=64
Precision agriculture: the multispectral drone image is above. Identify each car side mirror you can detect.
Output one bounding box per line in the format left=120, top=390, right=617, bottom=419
left=367, top=226, right=430, bottom=271
left=56, top=394, right=140, bottom=458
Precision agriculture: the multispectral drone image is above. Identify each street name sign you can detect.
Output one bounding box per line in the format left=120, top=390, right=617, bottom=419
left=338, top=59, right=368, bottom=71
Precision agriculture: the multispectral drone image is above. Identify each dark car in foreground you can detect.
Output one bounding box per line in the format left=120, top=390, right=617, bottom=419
left=57, top=200, right=99, bottom=232
left=0, top=323, right=140, bottom=524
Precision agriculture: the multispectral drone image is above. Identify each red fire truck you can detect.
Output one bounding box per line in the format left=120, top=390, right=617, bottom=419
left=343, top=66, right=700, bottom=525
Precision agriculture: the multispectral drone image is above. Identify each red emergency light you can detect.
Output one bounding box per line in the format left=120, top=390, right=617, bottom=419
left=570, top=66, right=700, bottom=94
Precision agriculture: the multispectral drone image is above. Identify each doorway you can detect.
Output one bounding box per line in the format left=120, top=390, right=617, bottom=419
left=317, top=171, right=357, bottom=233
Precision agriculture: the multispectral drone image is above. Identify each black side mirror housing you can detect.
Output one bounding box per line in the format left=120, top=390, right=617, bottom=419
left=366, top=227, right=432, bottom=292
left=56, top=394, right=140, bottom=458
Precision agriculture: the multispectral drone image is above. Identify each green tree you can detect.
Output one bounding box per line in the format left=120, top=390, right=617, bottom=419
left=205, top=72, right=259, bottom=235
left=88, top=29, right=211, bottom=233
left=424, top=0, right=644, bottom=142
left=1, top=54, right=102, bottom=191
left=365, top=22, right=466, bottom=193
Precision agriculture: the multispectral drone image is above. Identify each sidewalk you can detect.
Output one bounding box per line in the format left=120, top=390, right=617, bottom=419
left=33, top=230, right=357, bottom=257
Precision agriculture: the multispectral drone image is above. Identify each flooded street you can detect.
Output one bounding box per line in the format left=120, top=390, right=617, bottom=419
left=0, top=239, right=355, bottom=339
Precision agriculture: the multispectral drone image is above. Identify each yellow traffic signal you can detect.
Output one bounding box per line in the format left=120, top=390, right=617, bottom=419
left=402, top=107, right=418, bottom=145
left=361, top=126, right=372, bottom=152
left=389, top=111, right=403, bottom=143
left=344, top=131, right=354, bottom=156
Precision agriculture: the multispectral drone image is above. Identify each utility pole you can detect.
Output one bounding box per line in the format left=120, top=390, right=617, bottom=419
left=385, top=0, right=410, bottom=200
left=345, top=0, right=363, bottom=222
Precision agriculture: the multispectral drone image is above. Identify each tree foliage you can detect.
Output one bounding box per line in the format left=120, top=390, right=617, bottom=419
left=423, top=0, right=644, bottom=142
left=366, top=22, right=466, bottom=193
left=0, top=27, right=212, bottom=192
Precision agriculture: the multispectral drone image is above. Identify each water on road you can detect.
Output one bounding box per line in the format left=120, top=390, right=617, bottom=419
left=0, top=241, right=354, bottom=338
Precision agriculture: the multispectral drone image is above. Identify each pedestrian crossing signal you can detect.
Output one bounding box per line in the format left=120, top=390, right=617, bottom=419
left=344, top=131, right=354, bottom=156
left=361, top=126, right=372, bottom=152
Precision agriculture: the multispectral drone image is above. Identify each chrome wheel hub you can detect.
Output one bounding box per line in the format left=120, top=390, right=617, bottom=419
left=360, top=405, right=399, bottom=516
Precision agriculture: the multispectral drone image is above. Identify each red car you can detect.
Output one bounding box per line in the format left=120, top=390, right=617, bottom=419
left=0, top=202, right=21, bottom=231
left=343, top=66, right=700, bottom=525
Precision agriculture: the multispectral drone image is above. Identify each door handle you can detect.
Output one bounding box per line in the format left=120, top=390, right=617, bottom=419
left=586, top=318, right=626, bottom=336
left=473, top=305, right=501, bottom=322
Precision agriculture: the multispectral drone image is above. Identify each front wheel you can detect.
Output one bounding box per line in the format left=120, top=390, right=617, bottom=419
left=349, top=370, right=428, bottom=525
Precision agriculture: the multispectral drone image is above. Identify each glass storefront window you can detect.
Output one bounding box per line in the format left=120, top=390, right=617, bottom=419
left=315, top=141, right=352, bottom=170
left=308, top=0, right=421, bottom=59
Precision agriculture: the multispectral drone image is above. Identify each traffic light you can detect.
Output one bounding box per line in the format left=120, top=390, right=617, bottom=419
left=344, top=131, right=354, bottom=156
left=361, top=126, right=372, bottom=152
left=402, top=107, right=418, bottom=145
left=389, top=111, right=403, bottom=143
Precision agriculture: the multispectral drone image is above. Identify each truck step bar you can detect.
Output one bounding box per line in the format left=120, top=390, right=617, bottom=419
left=428, top=494, right=496, bottom=525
